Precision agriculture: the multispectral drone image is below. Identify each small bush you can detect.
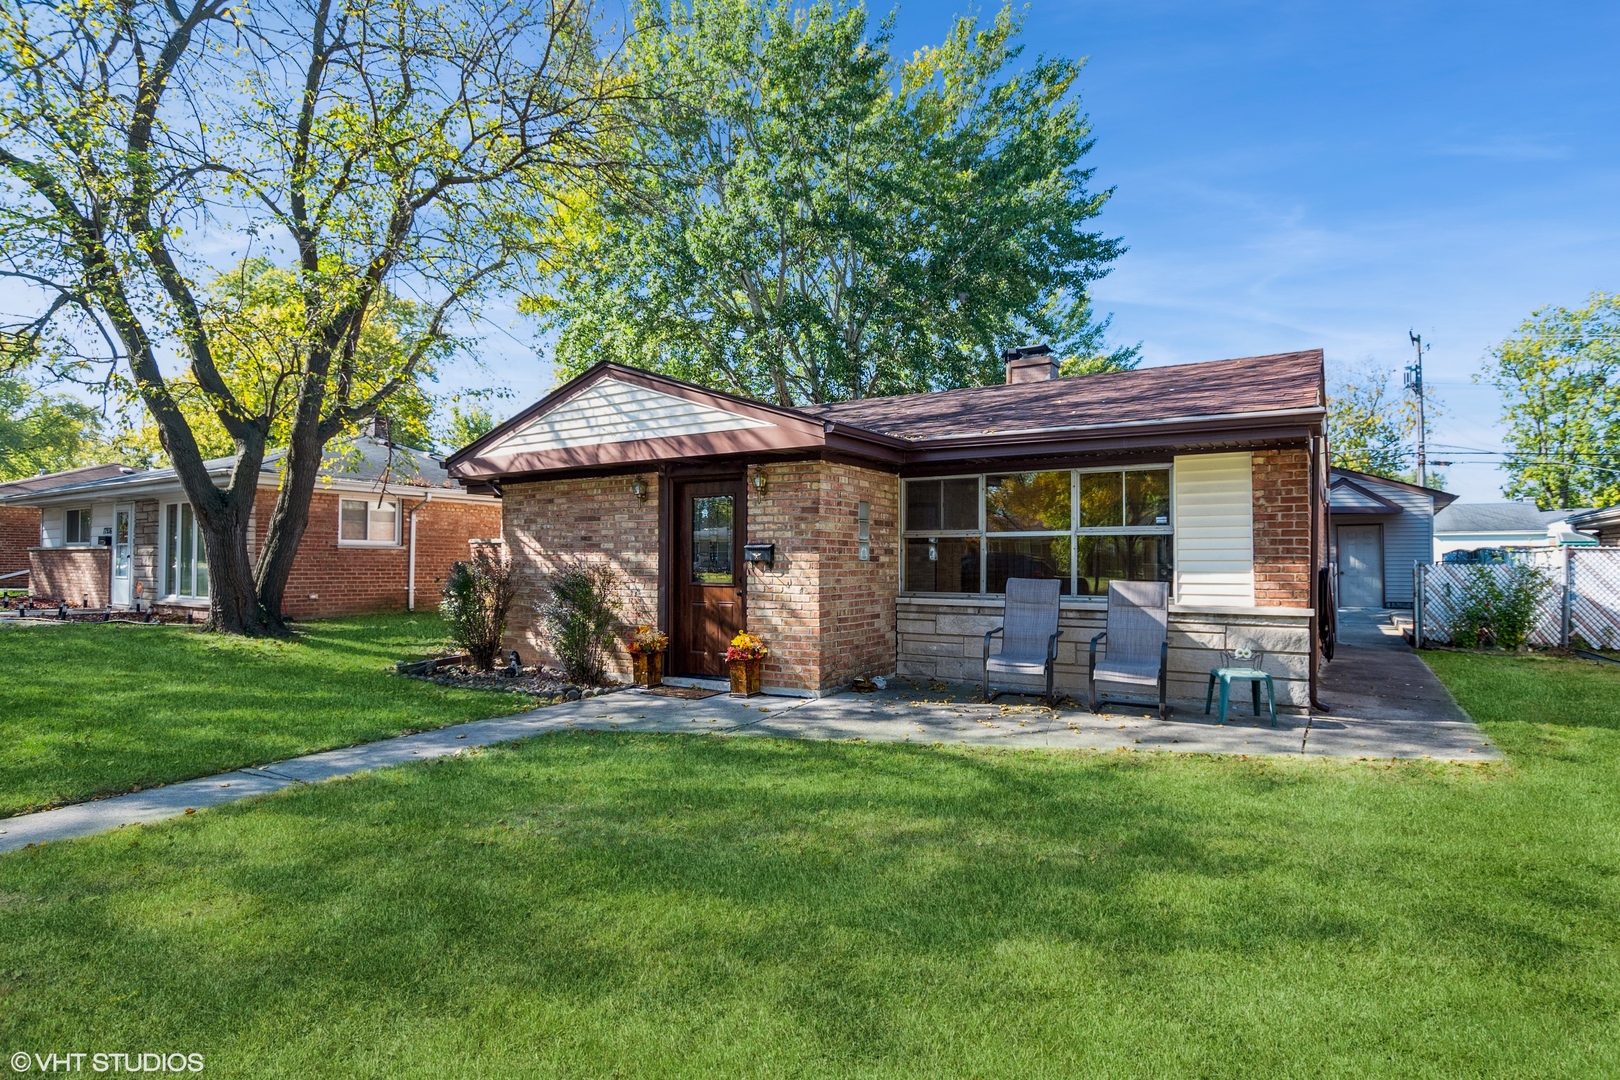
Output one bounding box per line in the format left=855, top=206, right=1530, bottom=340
left=539, top=561, right=622, bottom=685
left=439, top=551, right=518, bottom=671
left=1449, top=563, right=1553, bottom=649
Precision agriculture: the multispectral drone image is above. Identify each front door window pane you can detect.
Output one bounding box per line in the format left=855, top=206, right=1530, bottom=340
left=986, top=471, right=1071, bottom=532
left=904, top=537, right=981, bottom=593
left=1126, top=470, right=1171, bottom=526
left=987, top=537, right=1072, bottom=594
left=1079, top=472, right=1124, bottom=528
left=691, top=496, right=734, bottom=584
left=114, top=511, right=131, bottom=577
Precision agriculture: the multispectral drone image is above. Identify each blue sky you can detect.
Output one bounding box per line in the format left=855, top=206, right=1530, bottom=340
left=470, top=1, right=1619, bottom=501
left=876, top=0, right=1620, bottom=501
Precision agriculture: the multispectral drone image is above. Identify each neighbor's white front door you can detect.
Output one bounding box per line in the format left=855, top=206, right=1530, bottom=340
left=111, top=504, right=134, bottom=607
left=1337, top=524, right=1384, bottom=608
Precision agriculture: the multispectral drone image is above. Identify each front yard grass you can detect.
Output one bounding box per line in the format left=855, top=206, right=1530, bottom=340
left=0, top=614, right=529, bottom=816
left=0, top=649, right=1616, bottom=1076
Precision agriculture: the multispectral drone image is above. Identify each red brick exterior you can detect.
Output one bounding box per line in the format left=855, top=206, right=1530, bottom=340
left=501, top=474, right=660, bottom=681
left=249, top=489, right=502, bottom=621
left=1251, top=448, right=1313, bottom=606
left=745, top=460, right=897, bottom=692
left=0, top=506, right=39, bottom=586
left=29, top=546, right=109, bottom=606
left=499, top=462, right=896, bottom=693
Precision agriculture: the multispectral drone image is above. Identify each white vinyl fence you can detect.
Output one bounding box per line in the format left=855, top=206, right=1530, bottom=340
left=1416, top=548, right=1620, bottom=648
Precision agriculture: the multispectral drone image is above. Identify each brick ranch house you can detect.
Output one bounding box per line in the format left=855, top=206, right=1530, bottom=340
left=0, top=464, right=137, bottom=592
left=1, top=436, right=501, bottom=619
left=446, top=348, right=1331, bottom=710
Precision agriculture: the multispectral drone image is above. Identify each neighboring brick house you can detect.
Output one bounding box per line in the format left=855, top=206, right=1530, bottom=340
left=0, top=465, right=137, bottom=592
left=446, top=350, right=1332, bottom=707
left=1, top=436, right=500, bottom=618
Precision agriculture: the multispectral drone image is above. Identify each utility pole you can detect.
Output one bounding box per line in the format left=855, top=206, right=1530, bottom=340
left=1406, top=330, right=1428, bottom=489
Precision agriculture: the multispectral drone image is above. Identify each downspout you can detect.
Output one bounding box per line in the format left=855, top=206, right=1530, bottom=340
left=407, top=492, right=431, bottom=611
left=1310, top=433, right=1327, bottom=712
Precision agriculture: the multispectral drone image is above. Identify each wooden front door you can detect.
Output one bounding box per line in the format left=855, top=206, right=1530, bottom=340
left=673, top=479, right=746, bottom=676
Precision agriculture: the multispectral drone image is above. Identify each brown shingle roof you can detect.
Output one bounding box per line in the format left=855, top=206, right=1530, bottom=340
left=805, top=350, right=1325, bottom=442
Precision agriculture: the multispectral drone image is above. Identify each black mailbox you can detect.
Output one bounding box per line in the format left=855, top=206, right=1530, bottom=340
left=743, top=543, right=775, bottom=567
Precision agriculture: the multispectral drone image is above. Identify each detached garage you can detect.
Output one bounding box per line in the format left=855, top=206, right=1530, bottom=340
left=1328, top=468, right=1455, bottom=608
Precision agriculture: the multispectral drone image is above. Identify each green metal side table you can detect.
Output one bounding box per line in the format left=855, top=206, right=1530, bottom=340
left=1204, top=649, right=1277, bottom=727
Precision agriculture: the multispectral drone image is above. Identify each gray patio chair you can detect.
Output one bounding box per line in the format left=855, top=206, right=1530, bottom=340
left=1088, top=580, right=1170, bottom=719
left=982, top=578, right=1064, bottom=704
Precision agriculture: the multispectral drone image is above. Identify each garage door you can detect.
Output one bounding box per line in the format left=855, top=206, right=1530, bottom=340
left=1337, top=524, right=1384, bottom=608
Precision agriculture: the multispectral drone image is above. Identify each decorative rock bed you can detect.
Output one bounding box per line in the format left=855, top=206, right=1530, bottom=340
left=399, top=658, right=625, bottom=704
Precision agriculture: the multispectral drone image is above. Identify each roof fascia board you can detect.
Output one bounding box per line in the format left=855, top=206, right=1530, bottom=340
left=451, top=424, right=832, bottom=480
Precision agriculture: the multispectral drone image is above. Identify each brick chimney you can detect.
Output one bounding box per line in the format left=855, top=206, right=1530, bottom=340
left=1002, top=344, right=1059, bottom=384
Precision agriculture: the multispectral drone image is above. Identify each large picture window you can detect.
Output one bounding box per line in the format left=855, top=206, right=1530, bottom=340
left=902, top=467, right=1173, bottom=597
left=163, top=503, right=209, bottom=599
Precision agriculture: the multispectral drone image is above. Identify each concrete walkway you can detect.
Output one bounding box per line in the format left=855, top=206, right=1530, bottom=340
left=1, top=641, right=1498, bottom=854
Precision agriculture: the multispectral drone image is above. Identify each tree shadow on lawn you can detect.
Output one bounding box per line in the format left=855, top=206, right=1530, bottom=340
left=4, top=731, right=1583, bottom=1074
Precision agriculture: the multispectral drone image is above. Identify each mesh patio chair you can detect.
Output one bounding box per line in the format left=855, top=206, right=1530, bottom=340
left=982, top=578, right=1064, bottom=704
left=1088, top=580, right=1170, bottom=719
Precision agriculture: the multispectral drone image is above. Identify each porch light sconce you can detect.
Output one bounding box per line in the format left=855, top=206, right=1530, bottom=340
left=751, top=472, right=767, bottom=497
left=631, top=476, right=649, bottom=502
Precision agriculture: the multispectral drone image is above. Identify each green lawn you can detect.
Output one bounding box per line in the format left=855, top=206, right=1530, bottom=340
left=0, top=614, right=529, bottom=815
left=0, top=651, right=1616, bottom=1076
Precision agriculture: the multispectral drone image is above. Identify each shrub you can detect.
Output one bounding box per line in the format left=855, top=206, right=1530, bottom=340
left=1448, top=563, right=1553, bottom=649
left=539, top=561, right=622, bottom=685
left=439, top=551, right=518, bottom=671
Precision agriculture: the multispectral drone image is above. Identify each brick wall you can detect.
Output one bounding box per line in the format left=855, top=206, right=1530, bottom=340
left=272, top=488, right=498, bottom=615
left=250, top=488, right=502, bottom=620
left=743, top=461, right=823, bottom=691
left=29, top=547, right=110, bottom=607
left=501, top=474, right=660, bottom=680
left=1251, top=448, right=1313, bottom=606
left=812, top=462, right=898, bottom=689
left=0, top=506, right=39, bottom=584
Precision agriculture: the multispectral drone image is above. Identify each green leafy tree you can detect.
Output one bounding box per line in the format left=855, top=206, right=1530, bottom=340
left=1483, top=292, right=1620, bottom=509
left=531, top=0, right=1129, bottom=406
left=0, top=376, right=107, bottom=479
left=438, top=403, right=501, bottom=455
left=1327, top=363, right=1442, bottom=487
left=0, top=0, right=626, bottom=634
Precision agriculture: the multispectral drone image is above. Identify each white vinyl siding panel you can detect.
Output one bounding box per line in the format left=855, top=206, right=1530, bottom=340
left=1173, top=452, right=1254, bottom=604
left=40, top=509, right=64, bottom=547
left=1369, top=484, right=1432, bottom=605
left=493, top=379, right=774, bottom=455
left=91, top=501, right=115, bottom=544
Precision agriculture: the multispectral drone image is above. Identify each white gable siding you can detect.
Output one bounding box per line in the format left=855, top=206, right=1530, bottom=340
left=1173, top=452, right=1254, bottom=604
left=491, top=378, right=773, bottom=455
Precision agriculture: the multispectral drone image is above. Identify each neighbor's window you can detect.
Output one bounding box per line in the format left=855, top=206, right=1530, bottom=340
left=902, top=467, right=1173, bottom=596
left=163, top=503, right=209, bottom=598
left=64, top=507, right=92, bottom=545
left=339, top=498, right=399, bottom=544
